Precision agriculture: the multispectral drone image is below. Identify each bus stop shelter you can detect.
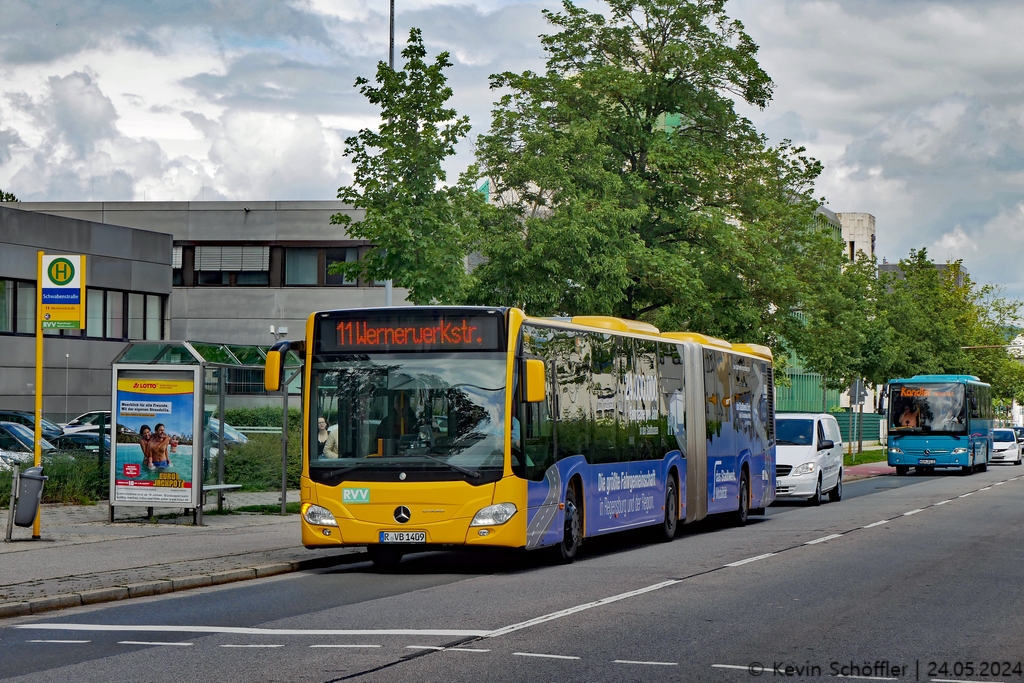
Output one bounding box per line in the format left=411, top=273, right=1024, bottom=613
left=110, top=341, right=302, bottom=525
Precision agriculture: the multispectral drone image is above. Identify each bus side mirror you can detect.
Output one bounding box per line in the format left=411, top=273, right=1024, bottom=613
left=523, top=358, right=547, bottom=403
left=264, top=350, right=282, bottom=391
left=264, top=340, right=304, bottom=392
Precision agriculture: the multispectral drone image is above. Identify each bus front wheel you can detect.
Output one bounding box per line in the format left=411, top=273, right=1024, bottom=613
left=961, top=465, right=973, bottom=476
left=896, top=465, right=909, bottom=476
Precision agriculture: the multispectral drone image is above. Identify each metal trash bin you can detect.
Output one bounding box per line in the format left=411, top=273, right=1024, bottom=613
left=14, top=466, right=47, bottom=527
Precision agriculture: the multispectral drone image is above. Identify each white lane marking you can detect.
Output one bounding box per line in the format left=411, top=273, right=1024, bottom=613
left=980, top=486, right=992, bottom=491
left=513, top=652, right=580, bottom=660
left=19, top=624, right=489, bottom=637
left=934, top=500, right=952, bottom=506
left=448, top=648, right=490, bottom=652
left=862, top=520, right=889, bottom=529
left=903, top=509, right=923, bottom=516
left=26, top=639, right=90, bottom=644
left=994, top=482, right=1005, bottom=486
left=220, top=644, right=284, bottom=648
left=712, top=664, right=749, bottom=670
left=485, top=580, right=679, bottom=638
left=119, top=641, right=193, bottom=647
left=615, top=659, right=678, bottom=666
left=959, top=492, right=974, bottom=498
left=407, top=646, right=445, bottom=650
left=310, top=644, right=382, bottom=648
left=805, top=534, right=842, bottom=545
left=724, top=553, right=775, bottom=567
left=932, top=679, right=1005, bottom=683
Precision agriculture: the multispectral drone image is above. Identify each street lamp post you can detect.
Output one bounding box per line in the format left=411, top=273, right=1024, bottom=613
left=384, top=0, right=395, bottom=307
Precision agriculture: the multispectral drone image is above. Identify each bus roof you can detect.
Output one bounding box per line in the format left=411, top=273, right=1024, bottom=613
left=525, top=313, right=772, bottom=361
left=890, top=374, right=983, bottom=384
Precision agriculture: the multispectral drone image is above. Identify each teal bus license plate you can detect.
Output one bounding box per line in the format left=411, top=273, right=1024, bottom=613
left=919, top=458, right=936, bottom=465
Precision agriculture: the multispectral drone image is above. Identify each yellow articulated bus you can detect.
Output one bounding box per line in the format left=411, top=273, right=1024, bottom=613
left=264, top=306, right=776, bottom=567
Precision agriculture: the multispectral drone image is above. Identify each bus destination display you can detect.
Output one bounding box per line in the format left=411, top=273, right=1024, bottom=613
left=322, top=313, right=503, bottom=353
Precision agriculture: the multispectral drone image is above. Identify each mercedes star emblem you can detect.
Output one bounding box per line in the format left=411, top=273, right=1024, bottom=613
left=394, top=506, right=411, bottom=524
left=923, top=449, right=930, bottom=455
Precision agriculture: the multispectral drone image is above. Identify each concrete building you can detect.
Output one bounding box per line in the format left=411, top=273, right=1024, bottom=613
left=14, top=201, right=407, bottom=342
left=837, top=212, right=876, bottom=261
left=0, top=205, right=172, bottom=419
left=2, top=201, right=408, bottom=418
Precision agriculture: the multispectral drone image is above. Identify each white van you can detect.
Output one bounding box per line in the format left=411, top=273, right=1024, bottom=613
left=774, top=413, right=844, bottom=505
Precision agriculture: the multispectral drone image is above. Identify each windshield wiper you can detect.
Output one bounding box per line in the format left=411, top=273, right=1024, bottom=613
left=776, top=439, right=802, bottom=445
left=317, top=465, right=361, bottom=481
left=421, top=454, right=481, bottom=479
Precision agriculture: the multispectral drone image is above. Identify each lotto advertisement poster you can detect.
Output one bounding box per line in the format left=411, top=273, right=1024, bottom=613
left=112, top=372, right=197, bottom=506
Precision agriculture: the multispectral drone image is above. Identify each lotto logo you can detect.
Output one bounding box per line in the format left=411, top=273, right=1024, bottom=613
left=124, top=464, right=141, bottom=477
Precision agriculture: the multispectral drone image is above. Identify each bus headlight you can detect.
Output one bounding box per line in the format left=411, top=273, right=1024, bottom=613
left=889, top=447, right=903, bottom=455
left=951, top=447, right=968, bottom=455
left=792, top=462, right=816, bottom=476
left=470, top=503, right=517, bottom=527
left=302, top=503, right=338, bottom=527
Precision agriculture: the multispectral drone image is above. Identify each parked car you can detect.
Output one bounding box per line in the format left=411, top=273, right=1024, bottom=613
left=52, top=431, right=112, bottom=454
left=0, top=421, right=56, bottom=470
left=774, top=413, right=844, bottom=505
left=1011, top=425, right=1024, bottom=446
left=991, top=428, right=1022, bottom=465
left=208, top=418, right=248, bottom=447
left=62, top=410, right=115, bottom=435
left=0, top=410, right=63, bottom=441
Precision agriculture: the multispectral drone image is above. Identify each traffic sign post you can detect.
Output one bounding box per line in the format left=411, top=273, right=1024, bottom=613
left=33, top=252, right=86, bottom=538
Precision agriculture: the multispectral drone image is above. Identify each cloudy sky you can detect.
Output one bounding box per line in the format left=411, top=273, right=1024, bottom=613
left=0, top=1, right=1021, bottom=295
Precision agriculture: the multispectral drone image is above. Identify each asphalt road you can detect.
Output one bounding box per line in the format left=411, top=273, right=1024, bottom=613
left=3, top=466, right=1023, bottom=682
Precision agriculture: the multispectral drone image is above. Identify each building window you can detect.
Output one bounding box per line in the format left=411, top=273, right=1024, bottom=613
left=146, top=294, right=162, bottom=339
left=172, top=246, right=183, bottom=286
left=106, top=291, right=124, bottom=339
left=195, top=245, right=270, bottom=286
left=16, top=281, right=35, bottom=334
left=285, top=248, right=318, bottom=285
left=86, top=289, right=104, bottom=338
left=325, top=247, right=358, bottom=286
left=0, top=279, right=13, bottom=333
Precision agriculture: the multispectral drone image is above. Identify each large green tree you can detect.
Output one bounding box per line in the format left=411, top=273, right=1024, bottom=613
left=0, top=189, right=17, bottom=202
left=331, top=28, right=483, bottom=305
left=470, top=0, right=837, bottom=349
left=879, top=249, right=1024, bottom=399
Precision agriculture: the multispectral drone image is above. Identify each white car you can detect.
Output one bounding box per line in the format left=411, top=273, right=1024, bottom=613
left=991, top=428, right=1022, bottom=465
left=61, top=410, right=113, bottom=435
left=774, top=413, right=844, bottom=505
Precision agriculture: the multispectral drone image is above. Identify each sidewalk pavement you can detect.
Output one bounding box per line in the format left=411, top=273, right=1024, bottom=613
left=1, top=490, right=363, bottom=619
left=845, top=460, right=896, bottom=480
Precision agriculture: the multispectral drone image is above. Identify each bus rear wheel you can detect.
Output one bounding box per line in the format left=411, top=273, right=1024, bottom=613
left=366, top=546, right=404, bottom=570
left=658, top=476, right=678, bottom=542
left=734, top=472, right=750, bottom=526
left=555, top=486, right=582, bottom=564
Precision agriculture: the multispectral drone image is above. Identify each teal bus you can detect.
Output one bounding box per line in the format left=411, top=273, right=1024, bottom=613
left=886, top=374, right=993, bottom=476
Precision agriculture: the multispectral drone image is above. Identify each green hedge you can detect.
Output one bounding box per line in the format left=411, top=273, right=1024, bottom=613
left=0, top=454, right=106, bottom=508
left=223, top=406, right=302, bottom=432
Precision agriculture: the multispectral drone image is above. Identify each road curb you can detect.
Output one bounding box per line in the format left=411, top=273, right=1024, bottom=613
left=0, top=550, right=363, bottom=620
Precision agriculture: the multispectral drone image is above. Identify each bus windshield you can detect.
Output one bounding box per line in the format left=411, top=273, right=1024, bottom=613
left=310, top=353, right=507, bottom=482
left=889, top=383, right=966, bottom=434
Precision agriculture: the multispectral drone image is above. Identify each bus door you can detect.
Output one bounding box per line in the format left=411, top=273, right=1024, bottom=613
left=682, top=343, right=707, bottom=523
left=704, top=348, right=738, bottom=515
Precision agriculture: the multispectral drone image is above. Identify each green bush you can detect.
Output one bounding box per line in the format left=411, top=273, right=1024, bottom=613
left=0, top=454, right=106, bottom=508
left=223, top=406, right=302, bottom=433
left=223, top=430, right=303, bottom=491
